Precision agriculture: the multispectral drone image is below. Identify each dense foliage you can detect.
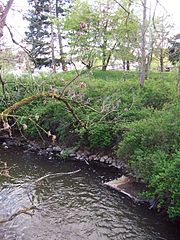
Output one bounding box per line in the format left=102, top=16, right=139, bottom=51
left=169, top=36, right=180, bottom=66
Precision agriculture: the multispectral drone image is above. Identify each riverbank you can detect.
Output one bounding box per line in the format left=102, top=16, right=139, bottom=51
left=0, top=134, right=150, bottom=203
left=0, top=134, right=174, bottom=220
left=0, top=70, right=179, bottom=220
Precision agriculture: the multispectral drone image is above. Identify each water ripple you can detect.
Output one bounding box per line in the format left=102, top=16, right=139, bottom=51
left=0, top=149, right=179, bottom=240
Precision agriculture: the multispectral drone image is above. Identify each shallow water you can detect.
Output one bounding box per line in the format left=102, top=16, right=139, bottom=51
left=0, top=147, right=179, bottom=240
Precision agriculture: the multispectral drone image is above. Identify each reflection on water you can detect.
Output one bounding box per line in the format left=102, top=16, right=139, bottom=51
left=0, top=147, right=179, bottom=240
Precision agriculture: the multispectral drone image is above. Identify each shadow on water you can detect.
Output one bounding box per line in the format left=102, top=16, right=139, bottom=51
left=0, top=147, right=179, bottom=240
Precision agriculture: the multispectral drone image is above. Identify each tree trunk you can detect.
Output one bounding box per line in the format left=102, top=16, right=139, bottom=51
left=56, top=0, right=67, bottom=71
left=102, top=48, right=107, bottom=71
left=0, top=66, right=7, bottom=102
left=57, top=27, right=67, bottom=71
left=0, top=0, right=14, bottom=38
left=102, top=37, right=107, bottom=70
left=140, top=0, right=147, bottom=87
left=126, top=60, right=130, bottom=70
left=102, top=62, right=107, bottom=71
left=50, top=1, right=56, bottom=73
left=123, top=60, right=126, bottom=70
left=160, top=49, right=164, bottom=72
left=50, top=22, right=56, bottom=73
left=101, top=42, right=115, bottom=71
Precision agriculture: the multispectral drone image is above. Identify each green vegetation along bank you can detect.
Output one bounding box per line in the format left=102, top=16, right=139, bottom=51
left=0, top=70, right=179, bottom=220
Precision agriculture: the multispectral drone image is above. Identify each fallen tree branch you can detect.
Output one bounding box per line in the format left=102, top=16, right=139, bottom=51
left=0, top=205, right=37, bottom=224
left=0, top=92, right=86, bottom=129
left=35, top=169, right=81, bottom=183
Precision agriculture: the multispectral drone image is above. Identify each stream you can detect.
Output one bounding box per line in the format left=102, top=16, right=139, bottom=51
left=0, top=147, right=179, bottom=240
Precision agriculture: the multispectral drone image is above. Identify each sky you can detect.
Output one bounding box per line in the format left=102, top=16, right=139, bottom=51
left=2, top=0, right=180, bottom=48
left=155, top=0, right=180, bottom=33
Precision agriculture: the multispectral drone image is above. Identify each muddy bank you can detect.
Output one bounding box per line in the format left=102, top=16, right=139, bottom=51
left=0, top=135, right=129, bottom=170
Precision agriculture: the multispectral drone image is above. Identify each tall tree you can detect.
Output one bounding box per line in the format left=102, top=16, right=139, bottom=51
left=139, top=0, right=147, bottom=87
left=64, top=0, right=99, bottom=69
left=114, top=0, right=139, bottom=71
left=152, top=11, right=172, bottom=72
left=54, top=0, right=71, bottom=71
left=25, top=0, right=71, bottom=70
left=25, top=0, right=53, bottom=68
left=64, top=0, right=139, bottom=71
left=169, top=34, right=180, bottom=72
left=169, top=34, right=180, bottom=91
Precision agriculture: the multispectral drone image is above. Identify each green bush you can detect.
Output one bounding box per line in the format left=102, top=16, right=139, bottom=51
left=40, top=101, right=75, bottom=140
left=117, top=104, right=180, bottom=159
left=88, top=123, right=112, bottom=148
left=131, top=149, right=180, bottom=219
left=117, top=102, right=180, bottom=218
left=140, top=87, right=172, bottom=109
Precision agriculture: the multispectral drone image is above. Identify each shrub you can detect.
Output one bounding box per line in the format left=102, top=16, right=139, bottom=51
left=88, top=123, right=113, bottom=148
left=117, top=102, right=180, bottom=218
left=117, top=104, right=180, bottom=160
left=140, top=85, right=172, bottom=109
left=132, top=149, right=180, bottom=219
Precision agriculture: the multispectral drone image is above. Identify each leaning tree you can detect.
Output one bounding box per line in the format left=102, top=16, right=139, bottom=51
left=0, top=0, right=14, bottom=38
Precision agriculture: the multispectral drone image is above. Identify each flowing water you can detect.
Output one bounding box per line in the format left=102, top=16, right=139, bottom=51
left=0, top=147, right=179, bottom=240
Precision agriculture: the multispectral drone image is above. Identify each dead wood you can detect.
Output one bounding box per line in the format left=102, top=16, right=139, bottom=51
left=0, top=205, right=37, bottom=224
left=35, top=169, right=81, bottom=183
left=0, top=92, right=86, bottom=129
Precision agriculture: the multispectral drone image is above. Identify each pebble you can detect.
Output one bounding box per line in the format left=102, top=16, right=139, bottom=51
left=69, top=153, right=76, bottom=158
left=52, top=146, right=61, bottom=152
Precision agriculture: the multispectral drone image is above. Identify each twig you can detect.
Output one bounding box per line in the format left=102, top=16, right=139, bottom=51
left=6, top=24, right=33, bottom=60
left=0, top=205, right=37, bottom=224
left=113, top=0, right=130, bottom=14
left=35, top=169, right=81, bottom=183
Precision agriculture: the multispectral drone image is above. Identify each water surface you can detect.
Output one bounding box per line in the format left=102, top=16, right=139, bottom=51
left=0, top=147, right=179, bottom=240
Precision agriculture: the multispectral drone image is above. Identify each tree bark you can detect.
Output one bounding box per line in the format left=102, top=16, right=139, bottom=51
left=160, top=49, right=164, bottom=72
left=102, top=41, right=107, bottom=71
left=0, top=0, right=14, bottom=38
left=50, top=23, right=56, bottom=73
left=123, top=60, right=126, bottom=70
left=50, top=1, right=56, bottom=73
left=0, top=66, right=7, bottom=101
left=140, top=0, right=147, bottom=87
left=126, top=60, right=130, bottom=71
left=56, top=0, right=67, bottom=71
